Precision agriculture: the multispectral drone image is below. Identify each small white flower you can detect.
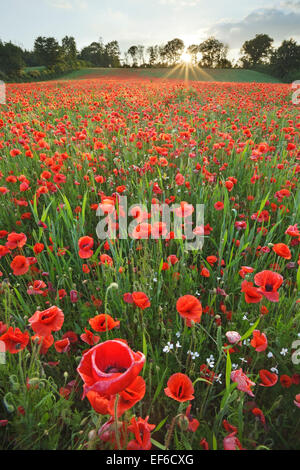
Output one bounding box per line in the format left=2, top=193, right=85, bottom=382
left=271, top=366, right=279, bottom=374
left=176, top=331, right=181, bottom=338
left=242, top=314, right=248, bottom=320
left=239, top=357, right=247, bottom=363
left=267, top=352, right=274, bottom=358
left=232, top=363, right=238, bottom=370
left=175, top=341, right=181, bottom=348
left=215, top=373, right=222, bottom=384
left=280, top=348, right=288, bottom=356
left=163, top=342, right=174, bottom=353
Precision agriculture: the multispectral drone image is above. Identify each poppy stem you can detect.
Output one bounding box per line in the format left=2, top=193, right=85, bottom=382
left=114, top=394, right=121, bottom=450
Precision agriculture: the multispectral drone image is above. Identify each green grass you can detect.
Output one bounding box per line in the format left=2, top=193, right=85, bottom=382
left=58, top=66, right=280, bottom=83
left=23, top=66, right=46, bottom=73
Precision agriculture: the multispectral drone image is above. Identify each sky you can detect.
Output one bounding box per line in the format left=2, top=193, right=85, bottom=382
left=1, top=0, right=300, bottom=61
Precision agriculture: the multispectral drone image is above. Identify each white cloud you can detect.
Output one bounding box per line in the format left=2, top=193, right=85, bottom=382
left=207, top=7, right=300, bottom=47
left=46, top=0, right=87, bottom=9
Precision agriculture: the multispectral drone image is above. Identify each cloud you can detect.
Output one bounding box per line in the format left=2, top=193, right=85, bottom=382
left=207, top=7, right=300, bottom=48
left=280, top=1, right=300, bottom=11
left=159, top=0, right=200, bottom=7
left=46, top=0, right=87, bottom=9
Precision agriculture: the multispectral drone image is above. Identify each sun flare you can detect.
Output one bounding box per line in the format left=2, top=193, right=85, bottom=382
left=181, top=52, right=192, bottom=64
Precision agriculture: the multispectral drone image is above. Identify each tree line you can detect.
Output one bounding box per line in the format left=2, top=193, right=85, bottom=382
left=0, top=33, right=299, bottom=82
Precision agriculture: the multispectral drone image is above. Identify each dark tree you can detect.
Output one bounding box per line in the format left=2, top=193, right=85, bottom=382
left=163, top=38, right=184, bottom=65
left=199, top=37, right=229, bottom=68
left=270, top=38, right=300, bottom=80
left=79, top=41, right=105, bottom=66
left=240, top=34, right=274, bottom=67
left=105, top=41, right=121, bottom=67
left=128, top=46, right=138, bottom=66
left=187, top=44, right=199, bottom=65
left=62, top=36, right=77, bottom=63
left=0, top=41, right=24, bottom=76
left=34, top=36, right=62, bottom=67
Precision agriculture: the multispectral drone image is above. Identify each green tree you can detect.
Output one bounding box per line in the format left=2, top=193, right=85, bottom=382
left=199, top=37, right=229, bottom=68
left=128, top=46, right=138, bottom=67
left=187, top=44, right=199, bottom=65
left=62, top=36, right=77, bottom=63
left=240, top=34, right=274, bottom=67
left=105, top=41, right=121, bottom=67
left=34, top=36, right=62, bottom=67
left=271, top=38, right=300, bottom=81
left=163, top=38, right=184, bottom=65
left=0, top=41, right=24, bottom=77
left=79, top=41, right=105, bottom=66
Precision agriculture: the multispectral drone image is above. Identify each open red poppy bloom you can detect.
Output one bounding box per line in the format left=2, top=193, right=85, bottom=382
left=241, top=280, right=263, bottom=303
left=6, top=232, right=27, bottom=250
left=250, top=330, right=268, bottom=352
left=132, top=291, right=151, bottom=310
left=176, top=295, right=202, bottom=323
left=272, top=243, right=291, bottom=259
left=254, top=270, right=283, bottom=302
left=164, top=373, right=195, bottom=402
left=77, top=339, right=145, bottom=397
left=29, top=306, right=64, bottom=336
left=78, top=236, right=94, bottom=259
left=89, top=314, right=120, bottom=333
left=10, top=255, right=30, bottom=276
left=0, top=327, right=29, bottom=353
left=259, top=369, right=278, bottom=387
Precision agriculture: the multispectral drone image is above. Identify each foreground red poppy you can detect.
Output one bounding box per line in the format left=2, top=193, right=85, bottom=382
left=77, top=339, right=145, bottom=396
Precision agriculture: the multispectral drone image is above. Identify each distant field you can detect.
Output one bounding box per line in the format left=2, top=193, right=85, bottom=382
left=23, top=66, right=46, bottom=73
left=59, top=66, right=280, bottom=83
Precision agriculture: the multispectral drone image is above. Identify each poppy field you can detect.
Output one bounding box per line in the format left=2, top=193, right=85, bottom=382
left=0, top=75, right=299, bottom=451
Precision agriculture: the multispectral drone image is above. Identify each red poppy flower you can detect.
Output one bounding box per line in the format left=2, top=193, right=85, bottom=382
left=280, top=375, right=292, bottom=388
left=80, top=328, right=100, bottom=345
left=127, top=416, right=155, bottom=450
left=250, top=330, right=268, bottom=352
left=29, top=306, right=64, bottom=336
left=164, top=373, right=195, bottom=402
left=185, top=404, right=199, bottom=432
left=54, top=338, right=70, bottom=353
left=89, top=314, right=120, bottom=333
left=176, top=295, right=202, bottom=323
left=254, top=270, right=283, bottom=302
left=77, top=339, right=145, bottom=397
left=78, top=236, right=94, bottom=259
left=62, top=330, right=78, bottom=344
left=259, top=369, right=278, bottom=387
left=6, top=232, right=27, bottom=250
left=11, top=255, right=30, bottom=276
left=223, top=433, right=244, bottom=450
left=272, top=243, right=291, bottom=259
left=230, top=369, right=255, bottom=397
left=0, top=327, right=29, bottom=353
left=214, top=201, right=224, bottom=211
left=294, top=394, right=300, bottom=408
left=31, top=334, right=54, bottom=355
left=132, top=291, right=151, bottom=310
left=241, top=280, right=263, bottom=303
